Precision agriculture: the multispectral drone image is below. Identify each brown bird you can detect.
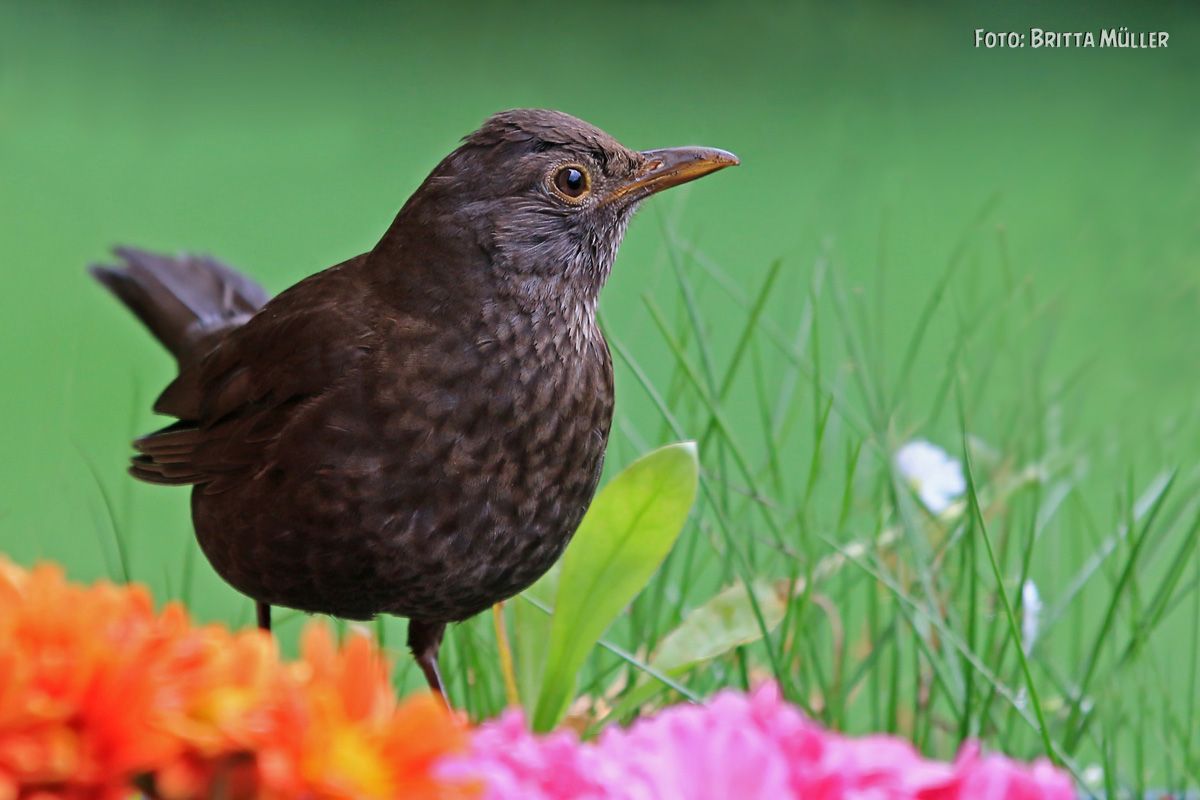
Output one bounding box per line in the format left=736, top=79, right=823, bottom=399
left=91, top=109, right=737, bottom=700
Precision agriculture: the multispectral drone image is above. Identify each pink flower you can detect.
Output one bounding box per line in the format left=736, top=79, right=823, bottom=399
left=446, top=685, right=1075, bottom=800
left=921, top=743, right=1074, bottom=800
left=590, top=689, right=805, bottom=799
left=438, top=710, right=601, bottom=799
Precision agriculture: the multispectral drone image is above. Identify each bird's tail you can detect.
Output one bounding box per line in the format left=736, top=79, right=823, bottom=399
left=89, top=246, right=270, bottom=364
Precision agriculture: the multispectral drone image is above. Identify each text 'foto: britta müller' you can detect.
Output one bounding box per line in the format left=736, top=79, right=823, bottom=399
left=974, top=27, right=1170, bottom=49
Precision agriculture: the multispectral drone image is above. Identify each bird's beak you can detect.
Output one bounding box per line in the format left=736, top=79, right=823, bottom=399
left=606, top=146, right=739, bottom=204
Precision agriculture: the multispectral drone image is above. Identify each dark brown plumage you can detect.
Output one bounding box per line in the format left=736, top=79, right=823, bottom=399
left=91, top=109, right=737, bottom=699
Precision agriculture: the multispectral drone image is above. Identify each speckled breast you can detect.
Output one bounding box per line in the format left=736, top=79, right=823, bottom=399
left=192, top=315, right=614, bottom=624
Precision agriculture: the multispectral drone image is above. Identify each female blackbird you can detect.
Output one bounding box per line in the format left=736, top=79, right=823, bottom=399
left=91, top=109, right=737, bottom=699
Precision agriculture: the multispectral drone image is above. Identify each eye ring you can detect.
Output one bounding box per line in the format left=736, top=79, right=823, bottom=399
left=550, top=164, right=591, bottom=201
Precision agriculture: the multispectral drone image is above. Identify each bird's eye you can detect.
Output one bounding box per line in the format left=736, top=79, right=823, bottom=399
left=551, top=165, right=590, bottom=200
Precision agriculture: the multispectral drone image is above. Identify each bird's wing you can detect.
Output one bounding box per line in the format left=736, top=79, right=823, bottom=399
left=132, top=255, right=376, bottom=492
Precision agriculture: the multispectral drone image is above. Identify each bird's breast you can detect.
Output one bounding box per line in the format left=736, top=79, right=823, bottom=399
left=192, top=300, right=614, bottom=622
left=361, top=307, right=614, bottom=616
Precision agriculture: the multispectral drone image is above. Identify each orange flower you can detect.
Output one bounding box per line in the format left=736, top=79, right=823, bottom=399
left=0, top=556, right=472, bottom=800
left=159, top=626, right=470, bottom=800
left=262, top=627, right=469, bottom=799
left=0, top=561, right=181, bottom=797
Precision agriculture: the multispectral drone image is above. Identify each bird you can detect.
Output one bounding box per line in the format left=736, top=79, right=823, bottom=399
left=90, top=109, right=737, bottom=701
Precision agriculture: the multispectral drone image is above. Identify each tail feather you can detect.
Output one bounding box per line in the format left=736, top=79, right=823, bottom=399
left=90, top=246, right=269, bottom=364
left=130, top=454, right=202, bottom=485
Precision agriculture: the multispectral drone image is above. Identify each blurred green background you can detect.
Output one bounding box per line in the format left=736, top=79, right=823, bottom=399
left=2, top=0, right=1199, bottom=780
left=3, top=0, right=1196, bottom=574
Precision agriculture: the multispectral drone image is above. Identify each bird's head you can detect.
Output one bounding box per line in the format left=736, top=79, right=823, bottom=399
left=383, top=109, right=737, bottom=313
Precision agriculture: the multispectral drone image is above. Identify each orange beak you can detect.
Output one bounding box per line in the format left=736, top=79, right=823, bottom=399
left=607, top=146, right=739, bottom=204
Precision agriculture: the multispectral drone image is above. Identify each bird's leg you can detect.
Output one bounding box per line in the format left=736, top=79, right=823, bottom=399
left=256, top=601, right=272, bottom=632
left=407, top=619, right=448, bottom=705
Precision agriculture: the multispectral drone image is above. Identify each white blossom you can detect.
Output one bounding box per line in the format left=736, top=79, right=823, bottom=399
left=894, top=439, right=966, bottom=515
left=1021, top=580, right=1043, bottom=655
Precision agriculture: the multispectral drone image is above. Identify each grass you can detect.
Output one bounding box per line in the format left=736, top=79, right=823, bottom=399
left=534, top=216, right=1200, bottom=794
left=2, top=1, right=1199, bottom=795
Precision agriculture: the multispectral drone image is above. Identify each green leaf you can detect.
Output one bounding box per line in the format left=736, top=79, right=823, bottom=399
left=652, top=578, right=787, bottom=673
left=602, top=578, right=787, bottom=722
left=531, top=442, right=699, bottom=732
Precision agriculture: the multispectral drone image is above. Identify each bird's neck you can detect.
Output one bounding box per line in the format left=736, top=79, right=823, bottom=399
left=493, top=267, right=602, bottom=356
left=365, top=205, right=605, bottom=355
